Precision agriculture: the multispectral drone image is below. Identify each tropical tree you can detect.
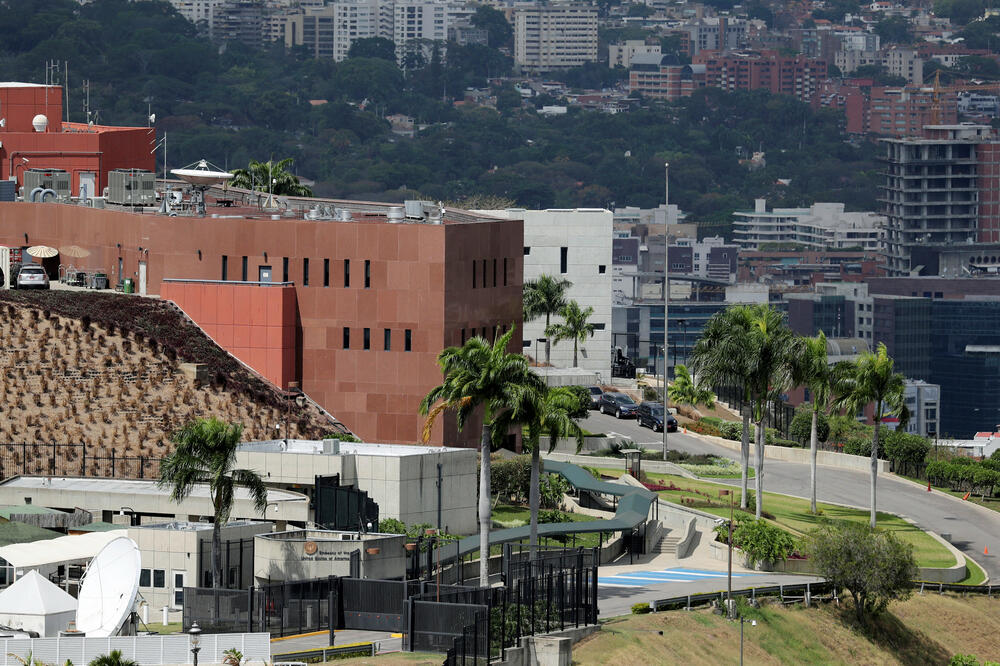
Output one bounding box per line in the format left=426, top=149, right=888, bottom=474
left=523, top=274, right=571, bottom=365
left=545, top=300, right=596, bottom=368
left=795, top=331, right=833, bottom=514
left=524, top=386, right=585, bottom=547
left=419, top=327, right=544, bottom=585
left=690, top=307, right=756, bottom=510
left=158, top=418, right=269, bottom=588
left=832, top=343, right=908, bottom=528
left=230, top=158, right=313, bottom=197
left=667, top=363, right=716, bottom=410
left=88, top=651, right=137, bottom=666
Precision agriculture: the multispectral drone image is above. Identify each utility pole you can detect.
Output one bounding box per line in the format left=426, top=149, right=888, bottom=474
left=663, top=162, right=670, bottom=461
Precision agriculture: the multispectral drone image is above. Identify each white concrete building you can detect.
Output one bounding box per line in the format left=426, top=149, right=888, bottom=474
left=480, top=208, right=613, bottom=380
left=901, top=379, right=940, bottom=438
left=236, top=439, right=478, bottom=535
left=128, top=521, right=271, bottom=610
left=608, top=40, right=660, bottom=68
left=514, top=6, right=598, bottom=72
left=733, top=198, right=884, bottom=252
left=254, top=529, right=406, bottom=582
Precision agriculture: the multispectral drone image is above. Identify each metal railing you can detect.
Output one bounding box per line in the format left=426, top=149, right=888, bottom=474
left=272, top=642, right=376, bottom=663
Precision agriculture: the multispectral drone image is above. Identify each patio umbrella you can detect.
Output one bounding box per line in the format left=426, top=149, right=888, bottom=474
left=58, top=245, right=90, bottom=258
left=26, top=245, right=58, bottom=258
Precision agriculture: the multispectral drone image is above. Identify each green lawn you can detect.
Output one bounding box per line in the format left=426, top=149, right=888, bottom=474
left=492, top=503, right=606, bottom=548
left=957, top=555, right=988, bottom=586
left=902, top=475, right=1000, bottom=515
left=642, top=474, right=957, bottom=569
left=141, top=621, right=182, bottom=634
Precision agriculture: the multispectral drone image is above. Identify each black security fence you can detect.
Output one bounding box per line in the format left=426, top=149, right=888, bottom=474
left=713, top=384, right=795, bottom=439
left=0, top=443, right=162, bottom=479
left=443, top=608, right=489, bottom=666
left=197, top=537, right=255, bottom=589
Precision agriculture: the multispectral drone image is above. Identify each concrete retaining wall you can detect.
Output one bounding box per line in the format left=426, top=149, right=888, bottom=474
left=675, top=516, right=698, bottom=559
left=496, top=625, right=600, bottom=666
left=543, top=452, right=695, bottom=479
left=689, top=433, right=892, bottom=474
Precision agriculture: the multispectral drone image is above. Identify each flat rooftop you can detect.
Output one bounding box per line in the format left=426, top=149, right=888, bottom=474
left=0, top=476, right=306, bottom=502
left=238, top=439, right=467, bottom=457
left=259, top=528, right=399, bottom=542
left=134, top=520, right=267, bottom=532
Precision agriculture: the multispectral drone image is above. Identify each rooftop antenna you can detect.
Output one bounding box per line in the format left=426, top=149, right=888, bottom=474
left=171, top=159, right=233, bottom=216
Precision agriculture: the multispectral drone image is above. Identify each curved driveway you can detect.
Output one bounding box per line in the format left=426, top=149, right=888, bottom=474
left=581, top=411, right=1000, bottom=581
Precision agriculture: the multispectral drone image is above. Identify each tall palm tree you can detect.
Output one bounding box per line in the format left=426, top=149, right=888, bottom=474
left=158, top=417, right=268, bottom=588
left=832, top=343, right=908, bottom=528
left=690, top=306, right=756, bottom=510
left=230, top=158, right=313, bottom=197
left=796, top=331, right=833, bottom=514
left=546, top=300, right=595, bottom=368
left=524, top=386, right=585, bottom=547
left=523, top=275, right=571, bottom=365
left=419, top=327, right=544, bottom=586
left=742, top=306, right=802, bottom=519
left=667, top=363, right=716, bottom=410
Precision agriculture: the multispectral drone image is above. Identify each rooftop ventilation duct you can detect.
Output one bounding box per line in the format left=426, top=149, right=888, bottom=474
left=387, top=206, right=404, bottom=222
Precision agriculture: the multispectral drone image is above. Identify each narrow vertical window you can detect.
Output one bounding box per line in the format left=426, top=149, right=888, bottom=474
left=323, top=259, right=330, bottom=287
left=221, top=255, right=228, bottom=281
left=461, top=328, right=466, bottom=344
left=560, top=247, right=568, bottom=273
left=282, top=257, right=289, bottom=282
left=303, top=258, right=310, bottom=286
left=344, top=259, right=350, bottom=287
left=364, top=260, right=371, bottom=288
left=482, top=260, right=487, bottom=287
left=405, top=329, right=412, bottom=351
left=342, top=327, right=350, bottom=349
left=384, top=328, right=391, bottom=351
left=363, top=327, right=371, bottom=350
left=503, top=258, right=508, bottom=286
left=241, top=256, right=248, bottom=281
left=472, top=261, right=476, bottom=288
left=493, top=258, right=497, bottom=287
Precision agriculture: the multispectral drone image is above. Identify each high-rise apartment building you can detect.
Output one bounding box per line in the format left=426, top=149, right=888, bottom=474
left=693, top=51, right=827, bottom=104
left=880, top=124, right=1000, bottom=275
left=514, top=6, right=598, bottom=73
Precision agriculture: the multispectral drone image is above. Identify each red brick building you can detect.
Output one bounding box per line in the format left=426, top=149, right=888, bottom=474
left=692, top=50, right=827, bottom=103
left=0, top=83, right=154, bottom=194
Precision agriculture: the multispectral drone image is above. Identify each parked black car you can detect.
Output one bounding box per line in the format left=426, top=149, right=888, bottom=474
left=637, top=402, right=678, bottom=432
left=598, top=392, right=638, bottom=418
left=587, top=386, right=603, bottom=409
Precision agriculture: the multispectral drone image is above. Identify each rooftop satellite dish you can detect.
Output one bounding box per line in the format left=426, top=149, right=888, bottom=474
left=171, top=159, right=233, bottom=216
left=75, top=537, right=141, bottom=638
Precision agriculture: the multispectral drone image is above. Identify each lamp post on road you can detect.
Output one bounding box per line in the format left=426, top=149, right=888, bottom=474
left=662, top=162, right=670, bottom=461
left=719, top=489, right=734, bottom=618
left=189, top=622, right=201, bottom=666
left=740, top=615, right=757, bottom=666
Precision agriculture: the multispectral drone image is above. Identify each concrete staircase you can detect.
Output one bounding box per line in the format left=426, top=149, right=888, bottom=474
left=652, top=533, right=681, bottom=555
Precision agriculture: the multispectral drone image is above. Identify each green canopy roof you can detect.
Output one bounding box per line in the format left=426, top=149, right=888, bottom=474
left=72, top=521, right=121, bottom=532
left=0, top=521, right=62, bottom=548
left=0, top=505, right=65, bottom=519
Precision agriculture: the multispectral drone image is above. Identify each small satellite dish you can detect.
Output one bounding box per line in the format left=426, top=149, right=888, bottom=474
left=170, top=159, right=233, bottom=216
left=75, top=537, right=141, bottom=637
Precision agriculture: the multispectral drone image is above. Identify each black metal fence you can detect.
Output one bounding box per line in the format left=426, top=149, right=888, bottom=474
left=713, top=385, right=795, bottom=438
left=181, top=587, right=255, bottom=634
left=197, top=537, right=255, bottom=589
left=503, top=543, right=597, bottom=586
left=443, top=609, right=489, bottom=666
left=0, top=443, right=162, bottom=479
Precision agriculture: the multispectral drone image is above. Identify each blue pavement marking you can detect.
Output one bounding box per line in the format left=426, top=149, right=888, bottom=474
left=598, top=567, right=753, bottom=588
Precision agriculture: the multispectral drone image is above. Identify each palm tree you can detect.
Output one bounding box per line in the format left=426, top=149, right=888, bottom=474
left=524, top=386, right=585, bottom=547
left=742, top=306, right=802, bottom=519
left=419, top=327, right=544, bottom=586
left=158, top=417, right=269, bottom=588
left=88, top=651, right=137, bottom=666
left=796, top=332, right=833, bottom=514
left=523, top=275, right=571, bottom=365
left=230, top=158, right=313, bottom=197
left=667, top=363, right=716, bottom=410
left=690, top=307, right=756, bottom=510
left=832, top=343, right=908, bottom=528
left=545, top=300, right=595, bottom=368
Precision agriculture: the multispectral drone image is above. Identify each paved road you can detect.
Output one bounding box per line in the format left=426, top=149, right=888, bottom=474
left=581, top=411, right=1000, bottom=581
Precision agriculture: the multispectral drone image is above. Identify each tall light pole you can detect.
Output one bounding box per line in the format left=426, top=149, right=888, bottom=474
left=663, top=162, right=670, bottom=461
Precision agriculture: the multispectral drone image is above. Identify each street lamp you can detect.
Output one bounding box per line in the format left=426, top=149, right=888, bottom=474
left=740, top=615, right=757, bottom=666
left=189, top=622, right=202, bottom=666
left=719, top=490, right=734, bottom=617
left=118, top=506, right=137, bottom=527
left=663, top=162, right=670, bottom=462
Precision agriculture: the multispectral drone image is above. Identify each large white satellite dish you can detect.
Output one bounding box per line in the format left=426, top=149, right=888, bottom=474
left=170, top=159, right=233, bottom=216
left=75, top=537, right=141, bottom=637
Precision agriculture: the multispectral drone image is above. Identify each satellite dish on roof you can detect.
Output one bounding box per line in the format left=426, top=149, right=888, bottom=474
left=75, top=537, right=141, bottom=637
left=171, top=159, right=233, bottom=216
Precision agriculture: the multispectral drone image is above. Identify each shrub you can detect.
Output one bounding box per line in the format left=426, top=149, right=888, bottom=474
left=772, top=438, right=802, bottom=448
left=642, top=385, right=660, bottom=401
left=732, top=517, right=795, bottom=568
left=882, top=429, right=930, bottom=468
left=699, top=416, right=723, bottom=429
left=686, top=421, right=723, bottom=437
left=540, top=473, right=571, bottom=509
left=378, top=518, right=406, bottom=534
left=563, top=385, right=592, bottom=419
left=539, top=509, right=570, bottom=524
left=789, top=408, right=830, bottom=444
left=631, top=602, right=652, bottom=614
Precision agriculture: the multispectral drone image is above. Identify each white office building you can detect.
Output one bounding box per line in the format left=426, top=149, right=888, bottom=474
left=480, top=208, right=613, bottom=380
left=609, top=40, right=661, bottom=68
left=514, top=6, right=598, bottom=72
left=733, top=198, right=884, bottom=252
left=901, top=379, right=940, bottom=439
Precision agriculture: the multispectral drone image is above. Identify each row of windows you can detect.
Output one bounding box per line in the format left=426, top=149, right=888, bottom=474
left=462, top=324, right=508, bottom=345
left=222, top=256, right=370, bottom=288
left=343, top=327, right=412, bottom=351
left=472, top=258, right=510, bottom=288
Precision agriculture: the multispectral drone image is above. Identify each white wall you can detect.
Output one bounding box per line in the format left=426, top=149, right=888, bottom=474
left=480, top=209, right=613, bottom=381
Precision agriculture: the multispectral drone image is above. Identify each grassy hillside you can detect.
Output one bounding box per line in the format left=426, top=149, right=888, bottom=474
left=574, top=594, right=1000, bottom=665
left=0, top=291, right=347, bottom=476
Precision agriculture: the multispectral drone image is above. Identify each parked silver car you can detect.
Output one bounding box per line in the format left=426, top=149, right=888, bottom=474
left=16, top=265, right=49, bottom=289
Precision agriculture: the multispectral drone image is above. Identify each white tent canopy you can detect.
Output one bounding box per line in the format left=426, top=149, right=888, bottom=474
left=0, top=570, right=77, bottom=636
left=0, top=530, right=128, bottom=570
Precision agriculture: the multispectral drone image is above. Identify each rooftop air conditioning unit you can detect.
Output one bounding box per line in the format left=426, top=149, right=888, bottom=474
left=23, top=168, right=70, bottom=201
left=107, top=169, right=155, bottom=206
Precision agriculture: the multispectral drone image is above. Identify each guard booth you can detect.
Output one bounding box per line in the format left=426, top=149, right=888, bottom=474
left=314, top=474, right=379, bottom=531
left=620, top=448, right=643, bottom=480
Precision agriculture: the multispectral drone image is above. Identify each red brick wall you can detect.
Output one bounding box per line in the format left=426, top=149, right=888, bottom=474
left=161, top=281, right=296, bottom=389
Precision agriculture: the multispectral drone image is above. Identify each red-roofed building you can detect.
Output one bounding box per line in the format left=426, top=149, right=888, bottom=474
left=0, top=83, right=154, bottom=196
